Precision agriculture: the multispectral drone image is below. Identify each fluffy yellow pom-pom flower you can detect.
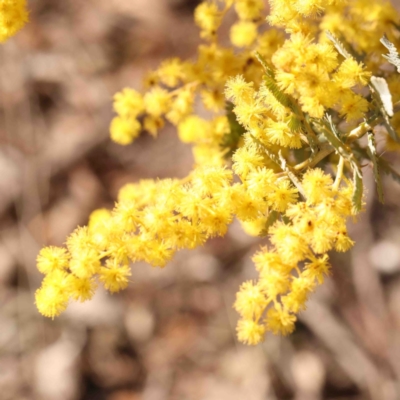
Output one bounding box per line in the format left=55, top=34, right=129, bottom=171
left=113, top=88, right=144, bottom=118
left=99, top=263, right=132, bottom=293
left=230, top=21, right=258, bottom=48
left=36, top=247, right=70, bottom=275
left=236, top=319, right=266, bottom=345
left=0, top=0, right=28, bottom=42
left=110, top=116, right=141, bottom=145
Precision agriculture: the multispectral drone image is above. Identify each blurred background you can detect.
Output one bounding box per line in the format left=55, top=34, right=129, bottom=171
left=2, top=1, right=400, bottom=399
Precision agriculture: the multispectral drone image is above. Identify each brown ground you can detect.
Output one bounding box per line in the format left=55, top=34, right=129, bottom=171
left=1, top=1, right=400, bottom=399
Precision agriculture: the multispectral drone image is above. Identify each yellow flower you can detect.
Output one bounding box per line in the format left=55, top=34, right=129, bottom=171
left=310, top=225, right=336, bottom=254
left=144, top=87, right=171, bottom=118
left=35, top=270, right=71, bottom=319
left=34, top=0, right=384, bottom=348
left=0, top=0, right=28, bottom=42
left=304, top=254, right=331, bottom=284
left=234, top=0, right=264, bottom=20
left=194, top=1, right=222, bottom=39
left=157, top=58, right=185, bottom=88
left=256, top=29, right=285, bottom=55
left=253, top=248, right=293, bottom=274
left=245, top=167, right=277, bottom=198
left=302, top=168, right=333, bottom=204
left=230, top=183, right=264, bottom=221
left=193, top=145, right=226, bottom=167
left=225, top=75, right=255, bottom=104
left=335, top=231, right=354, bottom=252
left=339, top=92, right=369, bottom=122
left=110, top=116, right=141, bottom=145
left=269, top=222, right=309, bottom=264
left=232, top=143, right=265, bottom=178
left=294, top=0, right=325, bottom=17
left=259, top=268, right=291, bottom=298
left=236, top=318, right=266, bottom=345
left=282, top=275, right=315, bottom=313
left=266, top=121, right=302, bottom=149
left=113, top=88, right=144, bottom=118
left=166, top=87, right=195, bottom=124
left=143, top=116, right=165, bottom=137
left=66, top=226, right=93, bottom=255
left=35, top=284, right=69, bottom=319
left=69, top=248, right=101, bottom=279
left=266, top=306, right=296, bottom=336
left=267, top=179, right=298, bottom=212
left=37, top=247, right=70, bottom=275
left=178, top=115, right=210, bottom=143
left=234, top=281, right=269, bottom=319
left=335, top=58, right=371, bottom=88
left=113, top=201, right=140, bottom=232
left=200, top=88, right=226, bottom=111
left=69, top=277, right=97, bottom=302
left=99, top=262, right=131, bottom=293
left=240, top=215, right=268, bottom=236
left=230, top=21, right=258, bottom=48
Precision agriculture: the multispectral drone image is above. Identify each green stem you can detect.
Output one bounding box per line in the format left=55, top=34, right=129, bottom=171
left=333, top=156, right=345, bottom=191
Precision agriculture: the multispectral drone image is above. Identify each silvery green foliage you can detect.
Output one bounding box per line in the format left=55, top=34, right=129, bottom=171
left=381, top=35, right=400, bottom=73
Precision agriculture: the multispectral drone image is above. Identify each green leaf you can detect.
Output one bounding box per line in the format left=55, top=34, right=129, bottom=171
left=221, top=101, right=245, bottom=157
left=369, top=75, right=400, bottom=143
left=370, top=76, right=393, bottom=117
left=366, top=131, right=384, bottom=203
left=288, top=114, right=302, bottom=133
left=319, top=115, right=352, bottom=159
left=259, top=210, right=280, bottom=236
left=255, top=52, right=300, bottom=114
left=351, top=141, right=400, bottom=190
left=380, top=35, right=400, bottom=73
left=254, top=52, right=275, bottom=78
left=326, top=31, right=352, bottom=59
left=324, top=114, right=342, bottom=139
left=255, top=51, right=322, bottom=155
left=263, top=74, right=293, bottom=109
left=378, top=158, right=400, bottom=184
left=352, top=168, right=363, bottom=214
left=382, top=116, right=400, bottom=143
left=317, top=114, right=363, bottom=191
left=249, top=134, right=306, bottom=198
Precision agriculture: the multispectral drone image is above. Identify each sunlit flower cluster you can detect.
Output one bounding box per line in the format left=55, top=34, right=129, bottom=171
left=0, top=0, right=28, bottom=42
left=236, top=168, right=356, bottom=344
left=36, top=0, right=400, bottom=345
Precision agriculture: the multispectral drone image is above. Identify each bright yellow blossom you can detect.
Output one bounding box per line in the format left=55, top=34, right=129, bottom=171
left=194, top=1, right=222, bottom=39
left=234, top=0, right=264, bottom=21
left=230, top=21, right=258, bottom=48
left=113, top=88, right=144, bottom=118
left=144, top=87, right=171, bottom=118
left=99, top=263, right=132, bottom=293
left=36, top=247, right=70, bottom=275
left=110, top=116, right=141, bottom=145
left=0, top=0, right=28, bottom=42
left=35, top=0, right=400, bottom=349
left=266, top=306, right=296, bottom=336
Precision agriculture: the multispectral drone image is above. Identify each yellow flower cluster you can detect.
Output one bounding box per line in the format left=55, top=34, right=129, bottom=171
left=36, top=166, right=234, bottom=317
left=272, top=35, right=371, bottom=120
left=109, top=0, right=286, bottom=165
left=36, top=0, right=400, bottom=346
left=236, top=168, right=355, bottom=344
left=321, top=0, right=399, bottom=60
left=0, top=0, right=28, bottom=42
